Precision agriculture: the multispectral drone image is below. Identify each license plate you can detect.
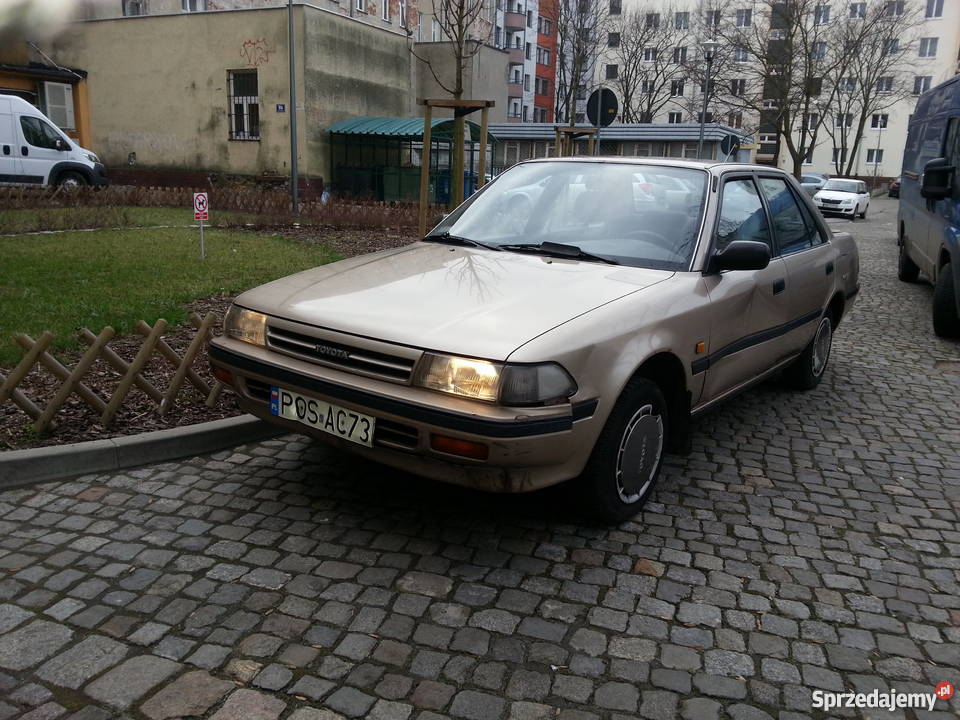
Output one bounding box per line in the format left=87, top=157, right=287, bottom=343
left=270, top=387, right=375, bottom=447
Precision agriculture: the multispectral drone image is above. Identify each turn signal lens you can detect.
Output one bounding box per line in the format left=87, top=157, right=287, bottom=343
left=211, top=366, right=234, bottom=386
left=430, top=434, right=489, bottom=460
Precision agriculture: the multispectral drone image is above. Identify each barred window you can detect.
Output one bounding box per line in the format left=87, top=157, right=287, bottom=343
left=228, top=70, right=260, bottom=141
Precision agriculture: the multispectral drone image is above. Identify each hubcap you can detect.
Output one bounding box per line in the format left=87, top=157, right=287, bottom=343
left=812, top=317, right=832, bottom=377
left=615, top=404, right=663, bottom=504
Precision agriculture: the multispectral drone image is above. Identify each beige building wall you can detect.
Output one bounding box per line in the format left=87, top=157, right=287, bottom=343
left=415, top=43, right=508, bottom=121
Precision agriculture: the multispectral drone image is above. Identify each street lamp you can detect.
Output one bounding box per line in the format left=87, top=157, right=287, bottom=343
left=696, top=39, right=721, bottom=160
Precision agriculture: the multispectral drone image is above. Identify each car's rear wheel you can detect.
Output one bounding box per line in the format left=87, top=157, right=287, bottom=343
left=785, top=314, right=833, bottom=390
left=898, top=240, right=920, bottom=283
left=932, top=262, right=960, bottom=338
left=579, top=377, right=667, bottom=524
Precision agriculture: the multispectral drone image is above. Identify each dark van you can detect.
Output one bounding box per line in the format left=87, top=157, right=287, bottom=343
left=897, top=75, right=960, bottom=338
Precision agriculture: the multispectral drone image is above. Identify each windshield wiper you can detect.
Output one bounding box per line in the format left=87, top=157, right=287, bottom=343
left=423, top=232, right=502, bottom=251
left=498, top=241, right=620, bottom=265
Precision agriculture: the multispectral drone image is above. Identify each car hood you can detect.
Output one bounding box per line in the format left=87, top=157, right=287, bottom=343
left=236, top=242, right=673, bottom=360
left=814, top=190, right=858, bottom=201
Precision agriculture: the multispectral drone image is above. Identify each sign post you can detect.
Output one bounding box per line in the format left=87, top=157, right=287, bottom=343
left=193, top=192, right=209, bottom=259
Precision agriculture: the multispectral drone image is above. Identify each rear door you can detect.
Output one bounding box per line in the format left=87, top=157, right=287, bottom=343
left=0, top=98, right=22, bottom=183
left=757, top=176, right=834, bottom=354
left=699, top=175, right=790, bottom=403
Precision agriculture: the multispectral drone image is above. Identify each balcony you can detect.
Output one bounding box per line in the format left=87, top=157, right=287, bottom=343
left=505, top=11, right=525, bottom=30
left=508, top=47, right=524, bottom=64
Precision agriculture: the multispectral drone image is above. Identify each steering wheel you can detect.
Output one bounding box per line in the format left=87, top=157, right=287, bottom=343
left=623, top=229, right=671, bottom=247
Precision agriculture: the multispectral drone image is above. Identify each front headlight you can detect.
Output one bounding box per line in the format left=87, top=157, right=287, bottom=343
left=224, top=305, right=267, bottom=347
left=84, top=152, right=99, bottom=163
left=413, top=353, right=577, bottom=406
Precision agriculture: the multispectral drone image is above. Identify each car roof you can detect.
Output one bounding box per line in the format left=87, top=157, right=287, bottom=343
left=519, top=157, right=793, bottom=177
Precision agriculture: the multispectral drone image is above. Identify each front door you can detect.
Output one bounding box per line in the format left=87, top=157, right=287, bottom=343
left=17, top=115, right=66, bottom=184
left=929, top=117, right=960, bottom=285
left=700, top=175, right=790, bottom=404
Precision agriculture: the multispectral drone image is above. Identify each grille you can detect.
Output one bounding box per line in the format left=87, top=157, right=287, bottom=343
left=374, top=419, right=420, bottom=450
left=267, top=326, right=416, bottom=382
left=820, top=198, right=842, bottom=205
left=245, top=378, right=272, bottom=402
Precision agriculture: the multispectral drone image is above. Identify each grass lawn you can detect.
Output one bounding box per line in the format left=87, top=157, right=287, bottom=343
left=0, top=206, right=284, bottom=234
left=0, top=226, right=338, bottom=365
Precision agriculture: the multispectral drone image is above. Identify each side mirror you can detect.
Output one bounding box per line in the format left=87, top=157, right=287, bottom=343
left=709, top=240, right=771, bottom=273
left=921, top=157, right=955, bottom=200
left=55, top=138, right=67, bottom=151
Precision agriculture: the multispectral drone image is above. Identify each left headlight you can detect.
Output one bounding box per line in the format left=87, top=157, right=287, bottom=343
left=224, top=305, right=267, bottom=347
left=413, top=353, right=576, bottom=406
left=84, top=152, right=98, bottom=163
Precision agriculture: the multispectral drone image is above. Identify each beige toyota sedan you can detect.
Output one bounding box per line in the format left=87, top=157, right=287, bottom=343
left=209, top=159, right=860, bottom=522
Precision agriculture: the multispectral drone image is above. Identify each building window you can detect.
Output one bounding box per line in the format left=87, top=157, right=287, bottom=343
left=524, top=73, right=530, bottom=90
left=641, top=80, right=653, bottom=94
left=840, top=77, right=856, bottom=93
left=705, top=10, right=720, bottom=27
left=668, top=112, right=682, bottom=123
left=182, top=0, right=206, bottom=9
left=609, top=0, right=621, bottom=15
left=835, top=113, right=853, bottom=128
left=733, top=46, right=748, bottom=62
left=926, top=0, right=944, bottom=18
left=400, top=0, right=407, bottom=26
left=522, top=105, right=528, bottom=122
left=509, top=100, right=521, bottom=118
left=123, top=0, right=147, bottom=15
left=871, top=114, right=888, bottom=129
left=527, top=10, right=532, bottom=26
left=43, top=82, right=75, bottom=129
left=876, top=76, right=893, bottom=92
left=605, top=64, right=619, bottom=79
left=832, top=148, right=847, bottom=163
left=673, top=46, right=687, bottom=64
left=697, top=112, right=713, bottom=123
left=645, top=13, right=660, bottom=28
left=727, top=112, right=742, bottom=128
left=537, top=47, right=549, bottom=65
left=643, top=47, right=658, bottom=62
left=914, top=75, right=932, bottom=94
left=919, top=37, right=938, bottom=58
left=675, top=11, right=689, bottom=29
left=228, top=70, right=259, bottom=140
left=881, top=39, right=899, bottom=56
left=762, top=99, right=778, bottom=109
left=885, top=0, right=905, bottom=16
left=803, top=147, right=813, bottom=164
left=814, top=4, right=830, bottom=24
left=849, top=1, right=865, bottom=17
left=730, top=78, right=745, bottom=96
left=866, top=148, right=884, bottom=163
left=432, top=18, right=441, bottom=40
left=804, top=113, right=819, bottom=130
left=381, top=0, right=389, bottom=21
left=811, top=41, right=826, bottom=60
left=670, top=80, right=684, bottom=97
left=608, top=32, right=620, bottom=48
left=735, top=9, right=751, bottom=27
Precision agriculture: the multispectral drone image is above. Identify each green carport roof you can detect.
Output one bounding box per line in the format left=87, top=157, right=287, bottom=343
left=328, top=116, right=496, bottom=143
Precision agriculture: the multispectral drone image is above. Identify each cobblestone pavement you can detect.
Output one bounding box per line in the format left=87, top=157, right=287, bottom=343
left=1, top=197, right=959, bottom=720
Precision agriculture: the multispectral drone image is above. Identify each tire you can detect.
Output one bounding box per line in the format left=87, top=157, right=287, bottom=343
left=57, top=171, right=87, bottom=187
left=932, top=262, right=960, bottom=338
left=898, top=241, right=920, bottom=283
left=859, top=204, right=867, bottom=219
left=784, top=314, right=833, bottom=390
left=578, top=377, right=668, bottom=524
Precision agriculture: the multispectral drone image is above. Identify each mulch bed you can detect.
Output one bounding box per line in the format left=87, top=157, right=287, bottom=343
left=1, top=226, right=416, bottom=452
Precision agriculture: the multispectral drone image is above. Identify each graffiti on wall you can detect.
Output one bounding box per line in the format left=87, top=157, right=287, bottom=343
left=240, top=38, right=275, bottom=67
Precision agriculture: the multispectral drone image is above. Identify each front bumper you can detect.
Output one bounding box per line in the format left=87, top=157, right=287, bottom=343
left=92, top=163, right=109, bottom=187
left=208, top=339, right=600, bottom=493
left=816, top=203, right=856, bottom=215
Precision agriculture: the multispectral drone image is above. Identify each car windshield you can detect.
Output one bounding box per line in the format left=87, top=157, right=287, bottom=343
left=822, top=179, right=860, bottom=193
left=426, top=161, right=709, bottom=271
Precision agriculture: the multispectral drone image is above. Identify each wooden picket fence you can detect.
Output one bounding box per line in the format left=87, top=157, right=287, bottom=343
left=0, top=313, right=223, bottom=433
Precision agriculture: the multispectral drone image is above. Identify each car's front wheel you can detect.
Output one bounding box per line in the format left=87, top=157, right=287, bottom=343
left=57, top=171, right=87, bottom=187
left=859, top=203, right=867, bottom=219
left=785, top=314, right=833, bottom=390
left=933, top=262, right=960, bottom=338
left=898, top=240, right=920, bottom=282
left=579, top=377, right=667, bottom=524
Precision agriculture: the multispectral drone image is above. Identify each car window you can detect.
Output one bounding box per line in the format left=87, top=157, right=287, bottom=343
left=430, top=161, right=709, bottom=271
left=716, top=178, right=771, bottom=253
left=821, top=179, right=860, bottom=193
left=20, top=116, right=63, bottom=150
left=945, top=117, right=960, bottom=199
left=758, top=177, right=819, bottom=254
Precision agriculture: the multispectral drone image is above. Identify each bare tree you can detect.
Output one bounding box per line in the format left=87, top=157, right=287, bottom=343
left=819, top=1, right=923, bottom=176
left=555, top=0, right=604, bottom=124
left=412, top=0, right=492, bottom=99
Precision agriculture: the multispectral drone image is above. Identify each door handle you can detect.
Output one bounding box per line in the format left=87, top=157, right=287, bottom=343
left=825, top=261, right=834, bottom=276
left=773, top=279, right=786, bottom=295
left=2, top=145, right=9, bottom=156
left=21, top=146, right=28, bottom=156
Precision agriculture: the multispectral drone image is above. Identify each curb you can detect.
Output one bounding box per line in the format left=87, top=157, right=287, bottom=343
left=0, top=414, right=283, bottom=490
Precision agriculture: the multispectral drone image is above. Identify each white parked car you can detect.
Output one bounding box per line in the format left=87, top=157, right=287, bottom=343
left=813, top=178, right=870, bottom=220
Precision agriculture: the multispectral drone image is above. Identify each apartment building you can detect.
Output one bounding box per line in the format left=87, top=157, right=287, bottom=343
left=503, top=0, right=558, bottom=121
left=593, top=0, right=959, bottom=177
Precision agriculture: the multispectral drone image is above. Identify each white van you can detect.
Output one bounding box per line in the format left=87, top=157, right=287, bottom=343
left=0, top=94, right=107, bottom=187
